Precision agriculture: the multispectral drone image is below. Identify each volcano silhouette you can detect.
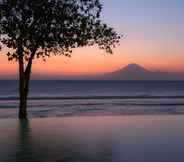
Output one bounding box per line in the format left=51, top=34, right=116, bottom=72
left=100, top=63, right=184, bottom=80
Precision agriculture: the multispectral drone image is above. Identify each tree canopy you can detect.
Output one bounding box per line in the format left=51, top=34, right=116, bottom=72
left=0, top=0, right=121, bottom=62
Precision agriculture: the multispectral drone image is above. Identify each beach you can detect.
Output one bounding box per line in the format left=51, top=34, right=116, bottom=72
left=0, top=115, right=184, bottom=162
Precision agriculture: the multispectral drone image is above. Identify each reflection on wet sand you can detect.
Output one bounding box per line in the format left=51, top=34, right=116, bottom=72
left=13, top=120, right=43, bottom=162
left=0, top=116, right=184, bottom=162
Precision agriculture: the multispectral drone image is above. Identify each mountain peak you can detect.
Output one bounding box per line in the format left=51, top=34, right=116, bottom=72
left=124, top=63, right=146, bottom=69
left=104, top=63, right=151, bottom=80
left=119, top=63, right=149, bottom=73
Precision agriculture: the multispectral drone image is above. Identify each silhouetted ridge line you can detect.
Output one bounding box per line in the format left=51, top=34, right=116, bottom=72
left=96, top=63, right=184, bottom=80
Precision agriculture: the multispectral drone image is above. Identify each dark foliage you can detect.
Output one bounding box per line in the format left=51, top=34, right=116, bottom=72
left=0, top=0, right=121, bottom=62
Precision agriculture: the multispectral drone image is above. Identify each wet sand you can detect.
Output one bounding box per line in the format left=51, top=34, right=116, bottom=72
left=0, top=115, right=184, bottom=162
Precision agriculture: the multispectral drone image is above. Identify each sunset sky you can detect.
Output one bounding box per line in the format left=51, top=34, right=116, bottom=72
left=0, top=0, right=184, bottom=78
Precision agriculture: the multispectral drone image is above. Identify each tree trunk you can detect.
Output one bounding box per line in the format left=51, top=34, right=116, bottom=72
left=18, top=46, right=36, bottom=119
left=18, top=47, right=28, bottom=119
left=19, top=75, right=28, bottom=119
left=18, top=68, right=31, bottom=119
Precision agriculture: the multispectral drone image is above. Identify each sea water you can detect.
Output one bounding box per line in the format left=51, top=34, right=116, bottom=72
left=0, top=80, right=184, bottom=118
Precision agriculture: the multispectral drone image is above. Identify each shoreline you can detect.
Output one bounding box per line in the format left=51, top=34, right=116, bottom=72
left=1, top=113, right=184, bottom=120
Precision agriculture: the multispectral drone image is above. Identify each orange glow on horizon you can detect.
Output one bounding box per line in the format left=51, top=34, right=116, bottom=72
left=0, top=39, right=184, bottom=78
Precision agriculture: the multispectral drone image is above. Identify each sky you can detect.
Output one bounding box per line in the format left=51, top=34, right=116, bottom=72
left=0, top=0, right=184, bottom=78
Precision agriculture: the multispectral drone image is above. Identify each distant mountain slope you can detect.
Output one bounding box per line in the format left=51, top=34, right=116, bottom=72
left=99, top=63, right=184, bottom=80
left=31, top=63, right=184, bottom=80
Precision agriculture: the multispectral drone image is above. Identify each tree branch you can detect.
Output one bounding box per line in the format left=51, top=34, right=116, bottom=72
left=25, top=48, right=37, bottom=75
left=24, top=47, right=37, bottom=94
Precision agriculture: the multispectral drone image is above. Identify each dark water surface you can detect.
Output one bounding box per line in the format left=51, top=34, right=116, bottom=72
left=0, top=80, right=184, bottom=118
left=0, top=116, right=184, bottom=162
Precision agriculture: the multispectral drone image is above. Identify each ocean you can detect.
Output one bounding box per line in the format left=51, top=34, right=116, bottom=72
left=0, top=80, right=184, bottom=118
left=1, top=81, right=184, bottom=162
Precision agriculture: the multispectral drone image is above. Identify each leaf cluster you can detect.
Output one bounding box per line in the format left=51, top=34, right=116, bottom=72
left=0, top=0, right=121, bottom=61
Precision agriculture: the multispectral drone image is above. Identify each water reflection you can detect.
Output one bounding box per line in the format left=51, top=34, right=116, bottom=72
left=13, top=120, right=42, bottom=162
left=5, top=118, right=115, bottom=162
left=0, top=116, right=184, bottom=162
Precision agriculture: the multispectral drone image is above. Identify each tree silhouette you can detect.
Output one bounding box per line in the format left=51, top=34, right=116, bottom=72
left=0, top=0, right=121, bottom=119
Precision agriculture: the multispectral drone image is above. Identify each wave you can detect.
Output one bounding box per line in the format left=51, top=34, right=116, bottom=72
left=1, top=102, right=184, bottom=109
left=0, top=100, right=184, bottom=118
left=1, top=95, right=184, bottom=100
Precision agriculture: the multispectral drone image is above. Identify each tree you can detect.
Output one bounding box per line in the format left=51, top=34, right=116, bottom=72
left=0, top=0, right=121, bottom=119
